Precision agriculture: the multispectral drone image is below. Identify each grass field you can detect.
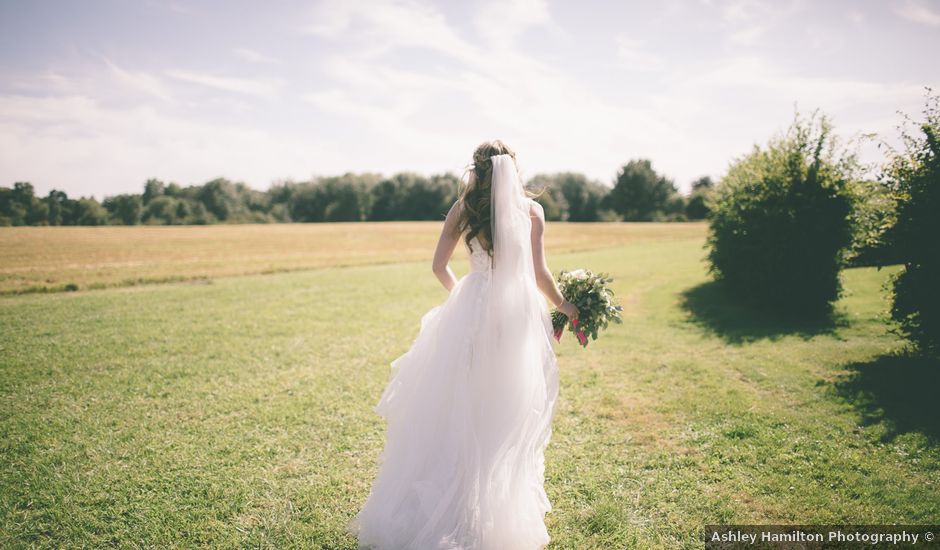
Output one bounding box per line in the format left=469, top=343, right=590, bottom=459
left=1, top=223, right=938, bottom=548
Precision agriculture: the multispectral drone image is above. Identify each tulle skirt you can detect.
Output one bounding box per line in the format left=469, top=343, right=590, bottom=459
left=347, top=269, right=560, bottom=550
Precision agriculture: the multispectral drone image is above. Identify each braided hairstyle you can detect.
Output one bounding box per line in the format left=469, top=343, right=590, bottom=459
left=456, top=140, right=541, bottom=256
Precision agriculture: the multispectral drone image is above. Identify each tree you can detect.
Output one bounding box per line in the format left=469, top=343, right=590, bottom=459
left=103, top=194, right=143, bottom=225
left=706, top=111, right=857, bottom=317
left=404, top=173, right=458, bottom=220
left=75, top=198, right=109, bottom=225
left=322, top=179, right=367, bottom=221
left=0, top=182, right=51, bottom=225
left=197, top=178, right=245, bottom=222
left=369, top=178, right=404, bottom=221
left=142, top=195, right=182, bottom=224
left=528, top=183, right=566, bottom=221
left=44, top=190, right=75, bottom=225
left=691, top=176, right=714, bottom=192
left=527, top=173, right=611, bottom=221
left=142, top=178, right=165, bottom=204
left=288, top=182, right=325, bottom=222
left=664, top=193, right=687, bottom=221
left=290, top=174, right=377, bottom=222
left=884, top=91, right=940, bottom=356
left=0, top=187, right=25, bottom=225
left=686, top=176, right=715, bottom=220
left=604, top=159, right=679, bottom=221
left=325, top=174, right=376, bottom=221
left=165, top=182, right=183, bottom=197
left=367, top=173, right=458, bottom=221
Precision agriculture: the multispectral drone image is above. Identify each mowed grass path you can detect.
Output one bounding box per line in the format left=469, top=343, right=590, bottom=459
left=1, top=223, right=938, bottom=548
left=0, top=222, right=704, bottom=295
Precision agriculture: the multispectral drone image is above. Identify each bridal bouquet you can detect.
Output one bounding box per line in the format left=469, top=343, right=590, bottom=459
left=551, top=269, right=623, bottom=347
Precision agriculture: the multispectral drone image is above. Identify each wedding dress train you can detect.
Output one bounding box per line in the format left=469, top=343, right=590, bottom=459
left=347, top=155, right=560, bottom=549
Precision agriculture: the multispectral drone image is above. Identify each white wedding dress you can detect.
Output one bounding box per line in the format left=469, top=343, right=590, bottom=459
left=347, top=155, right=560, bottom=549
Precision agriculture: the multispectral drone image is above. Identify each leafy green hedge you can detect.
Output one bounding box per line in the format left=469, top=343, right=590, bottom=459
left=706, top=113, right=857, bottom=317
left=884, top=93, right=940, bottom=357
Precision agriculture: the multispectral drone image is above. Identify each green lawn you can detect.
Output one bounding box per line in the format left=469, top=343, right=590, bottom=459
left=1, top=224, right=937, bottom=549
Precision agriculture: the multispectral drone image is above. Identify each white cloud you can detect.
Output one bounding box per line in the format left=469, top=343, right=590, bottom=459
left=8, top=71, right=80, bottom=94
left=2, top=0, right=938, bottom=198
left=894, top=0, right=940, bottom=26
left=299, top=0, right=678, bottom=183
left=712, top=0, right=806, bottom=47
left=728, top=24, right=766, bottom=45
left=720, top=0, right=764, bottom=22
left=718, top=0, right=806, bottom=22
left=302, top=0, right=480, bottom=64
left=146, top=0, right=197, bottom=16
left=166, top=2, right=196, bottom=16
left=295, top=0, right=937, bottom=190
left=686, top=55, right=926, bottom=105
left=233, top=48, right=281, bottom=65
left=475, top=0, right=554, bottom=48
left=300, top=87, right=457, bottom=163
left=165, top=69, right=284, bottom=98
left=103, top=58, right=174, bottom=102
left=615, top=36, right=663, bottom=71
left=0, top=93, right=333, bottom=199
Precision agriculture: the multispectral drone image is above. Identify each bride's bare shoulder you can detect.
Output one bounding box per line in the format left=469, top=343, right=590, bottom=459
left=443, top=199, right=464, bottom=238
left=528, top=198, right=544, bottom=219
left=447, top=198, right=464, bottom=218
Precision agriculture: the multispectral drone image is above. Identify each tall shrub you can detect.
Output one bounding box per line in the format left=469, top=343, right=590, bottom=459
left=706, top=112, right=857, bottom=317
left=884, top=92, right=940, bottom=356
left=604, top=159, right=681, bottom=221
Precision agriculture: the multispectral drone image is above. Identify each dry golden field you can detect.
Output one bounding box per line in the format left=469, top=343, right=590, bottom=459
left=0, top=222, right=707, bottom=294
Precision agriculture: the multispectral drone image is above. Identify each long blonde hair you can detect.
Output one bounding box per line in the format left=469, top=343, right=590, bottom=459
left=456, top=140, right=541, bottom=255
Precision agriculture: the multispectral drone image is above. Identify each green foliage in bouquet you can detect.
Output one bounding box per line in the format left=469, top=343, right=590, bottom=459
left=551, top=269, right=623, bottom=347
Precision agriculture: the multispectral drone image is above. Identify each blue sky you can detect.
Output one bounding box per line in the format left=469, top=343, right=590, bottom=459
left=1, top=0, right=938, bottom=199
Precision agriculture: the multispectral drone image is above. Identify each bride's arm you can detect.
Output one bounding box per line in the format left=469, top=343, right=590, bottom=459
left=432, top=200, right=461, bottom=291
left=530, top=201, right=579, bottom=319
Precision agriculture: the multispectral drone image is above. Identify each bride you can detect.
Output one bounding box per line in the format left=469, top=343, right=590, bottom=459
left=347, top=140, right=579, bottom=549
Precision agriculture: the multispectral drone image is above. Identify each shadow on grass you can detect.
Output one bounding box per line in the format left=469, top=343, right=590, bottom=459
left=678, top=280, right=849, bottom=344
left=832, top=351, right=940, bottom=444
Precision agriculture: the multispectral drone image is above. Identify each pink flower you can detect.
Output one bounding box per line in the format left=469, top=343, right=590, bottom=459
left=571, top=318, right=588, bottom=346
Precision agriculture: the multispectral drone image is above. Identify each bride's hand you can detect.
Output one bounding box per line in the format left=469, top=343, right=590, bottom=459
left=557, top=300, right=579, bottom=322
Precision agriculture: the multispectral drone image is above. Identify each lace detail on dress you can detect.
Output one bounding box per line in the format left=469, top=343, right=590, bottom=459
left=465, top=236, right=492, bottom=273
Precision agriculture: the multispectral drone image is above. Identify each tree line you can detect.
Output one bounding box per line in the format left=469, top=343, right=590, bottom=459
left=0, top=160, right=714, bottom=227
